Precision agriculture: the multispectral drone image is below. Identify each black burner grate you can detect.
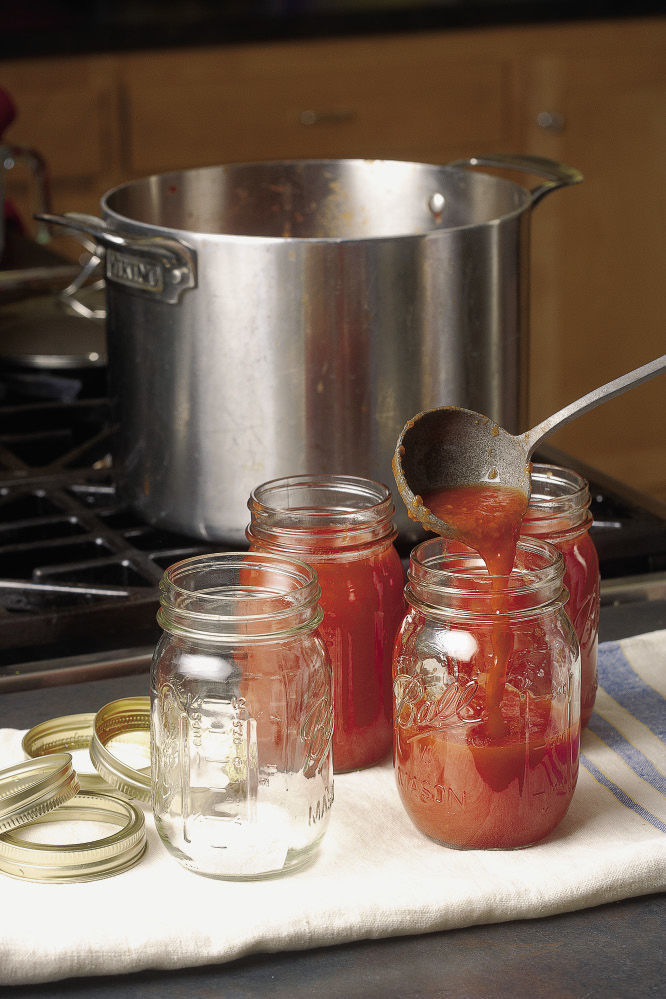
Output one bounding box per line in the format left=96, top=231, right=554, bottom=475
left=0, top=396, right=214, bottom=676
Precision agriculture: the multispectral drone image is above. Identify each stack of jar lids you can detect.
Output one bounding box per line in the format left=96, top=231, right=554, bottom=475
left=0, top=697, right=151, bottom=883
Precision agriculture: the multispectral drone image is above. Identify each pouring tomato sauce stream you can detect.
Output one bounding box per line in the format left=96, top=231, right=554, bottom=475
left=421, top=483, right=527, bottom=738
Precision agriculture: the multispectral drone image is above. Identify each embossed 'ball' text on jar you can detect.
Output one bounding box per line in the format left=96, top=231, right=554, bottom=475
left=247, top=475, right=406, bottom=773
left=393, top=537, right=581, bottom=850
left=520, top=464, right=600, bottom=729
left=151, top=552, right=334, bottom=880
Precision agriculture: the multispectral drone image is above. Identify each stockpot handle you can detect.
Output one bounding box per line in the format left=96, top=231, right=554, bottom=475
left=35, top=211, right=197, bottom=305
left=447, top=154, right=583, bottom=206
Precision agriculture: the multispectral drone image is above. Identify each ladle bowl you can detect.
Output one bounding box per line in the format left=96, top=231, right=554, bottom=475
left=393, top=354, right=666, bottom=538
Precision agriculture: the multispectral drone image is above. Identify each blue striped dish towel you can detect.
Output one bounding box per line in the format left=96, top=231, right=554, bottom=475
left=582, top=630, right=665, bottom=835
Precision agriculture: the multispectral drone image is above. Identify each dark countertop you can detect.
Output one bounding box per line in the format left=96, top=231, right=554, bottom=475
left=1, top=0, right=665, bottom=60
left=1, top=597, right=665, bottom=998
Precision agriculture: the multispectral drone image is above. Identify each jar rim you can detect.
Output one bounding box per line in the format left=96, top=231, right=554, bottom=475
left=407, top=536, right=566, bottom=615
left=247, top=474, right=396, bottom=549
left=528, top=463, right=590, bottom=510
left=158, top=552, right=323, bottom=639
left=409, top=534, right=563, bottom=580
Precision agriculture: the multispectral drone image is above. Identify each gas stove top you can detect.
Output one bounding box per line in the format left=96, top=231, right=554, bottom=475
left=1, top=369, right=665, bottom=692
left=0, top=380, right=218, bottom=689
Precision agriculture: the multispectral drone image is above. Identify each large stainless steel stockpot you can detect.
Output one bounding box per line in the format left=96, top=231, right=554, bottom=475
left=42, top=156, right=582, bottom=543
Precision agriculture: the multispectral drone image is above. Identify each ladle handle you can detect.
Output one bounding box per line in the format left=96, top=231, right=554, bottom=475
left=522, top=354, right=666, bottom=456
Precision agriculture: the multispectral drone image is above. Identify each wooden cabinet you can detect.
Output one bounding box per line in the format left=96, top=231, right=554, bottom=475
left=1, top=31, right=522, bottom=221
left=515, top=20, right=666, bottom=502
left=1, top=55, right=123, bottom=219
left=2, top=17, right=665, bottom=501
left=119, top=35, right=513, bottom=172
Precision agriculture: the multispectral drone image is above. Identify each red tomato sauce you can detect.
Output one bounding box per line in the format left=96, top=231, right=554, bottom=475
left=248, top=531, right=405, bottom=773
left=395, top=686, right=579, bottom=849
left=314, top=545, right=406, bottom=772
left=421, top=484, right=527, bottom=576
left=421, top=484, right=527, bottom=736
left=398, top=482, right=578, bottom=847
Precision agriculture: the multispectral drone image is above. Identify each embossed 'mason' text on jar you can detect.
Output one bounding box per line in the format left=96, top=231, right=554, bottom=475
left=151, top=552, right=334, bottom=880
left=393, top=537, right=581, bottom=851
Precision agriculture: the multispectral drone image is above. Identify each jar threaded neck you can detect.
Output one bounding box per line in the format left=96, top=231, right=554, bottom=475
left=523, top=463, right=592, bottom=538
left=157, top=552, right=323, bottom=641
left=247, top=474, right=397, bottom=556
left=406, top=537, right=566, bottom=620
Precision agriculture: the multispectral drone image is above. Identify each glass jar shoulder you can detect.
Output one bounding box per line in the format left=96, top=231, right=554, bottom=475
left=394, top=606, right=579, bottom=691
left=152, top=630, right=330, bottom=689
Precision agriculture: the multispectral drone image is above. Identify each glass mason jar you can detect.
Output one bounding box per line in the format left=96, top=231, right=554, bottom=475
left=247, top=475, right=406, bottom=773
left=151, top=552, right=334, bottom=880
left=521, top=463, right=600, bottom=728
left=393, top=537, right=581, bottom=850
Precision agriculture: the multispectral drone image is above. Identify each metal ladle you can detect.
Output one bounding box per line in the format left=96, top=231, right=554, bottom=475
left=393, top=354, right=666, bottom=538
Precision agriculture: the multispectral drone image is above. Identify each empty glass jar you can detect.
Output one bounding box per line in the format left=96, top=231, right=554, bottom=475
left=151, top=552, right=334, bottom=880
left=247, top=475, right=405, bottom=773
left=521, top=463, right=600, bottom=727
left=393, top=536, right=581, bottom=850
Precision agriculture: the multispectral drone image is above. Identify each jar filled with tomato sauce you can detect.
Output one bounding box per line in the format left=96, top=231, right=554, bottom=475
left=393, top=536, right=580, bottom=850
left=521, top=464, right=600, bottom=728
left=247, top=475, right=406, bottom=773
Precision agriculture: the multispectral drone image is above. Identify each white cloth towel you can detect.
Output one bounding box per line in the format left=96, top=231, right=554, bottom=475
left=1, top=629, right=664, bottom=986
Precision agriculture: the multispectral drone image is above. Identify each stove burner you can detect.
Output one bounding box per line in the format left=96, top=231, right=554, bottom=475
left=0, top=393, right=215, bottom=682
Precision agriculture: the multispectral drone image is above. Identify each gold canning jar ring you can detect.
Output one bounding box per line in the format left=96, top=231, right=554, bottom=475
left=22, top=713, right=114, bottom=792
left=0, top=754, right=79, bottom=835
left=0, top=791, right=147, bottom=883
left=89, top=697, right=151, bottom=803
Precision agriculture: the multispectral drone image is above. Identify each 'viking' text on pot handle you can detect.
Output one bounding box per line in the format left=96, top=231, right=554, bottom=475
left=34, top=212, right=198, bottom=304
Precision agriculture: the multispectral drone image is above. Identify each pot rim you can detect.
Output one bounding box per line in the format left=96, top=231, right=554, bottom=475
left=100, top=157, right=534, bottom=243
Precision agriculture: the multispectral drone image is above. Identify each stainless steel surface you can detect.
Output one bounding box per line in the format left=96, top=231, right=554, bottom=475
left=39, top=156, right=581, bottom=544
left=0, top=647, right=154, bottom=693
left=57, top=246, right=106, bottom=320
left=446, top=152, right=581, bottom=206
left=37, top=211, right=197, bottom=305
left=393, top=355, right=666, bottom=537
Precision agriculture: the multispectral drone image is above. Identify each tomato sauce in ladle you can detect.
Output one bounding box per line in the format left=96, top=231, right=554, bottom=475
left=394, top=356, right=665, bottom=539
left=419, top=484, right=526, bottom=578
left=394, top=356, right=666, bottom=565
